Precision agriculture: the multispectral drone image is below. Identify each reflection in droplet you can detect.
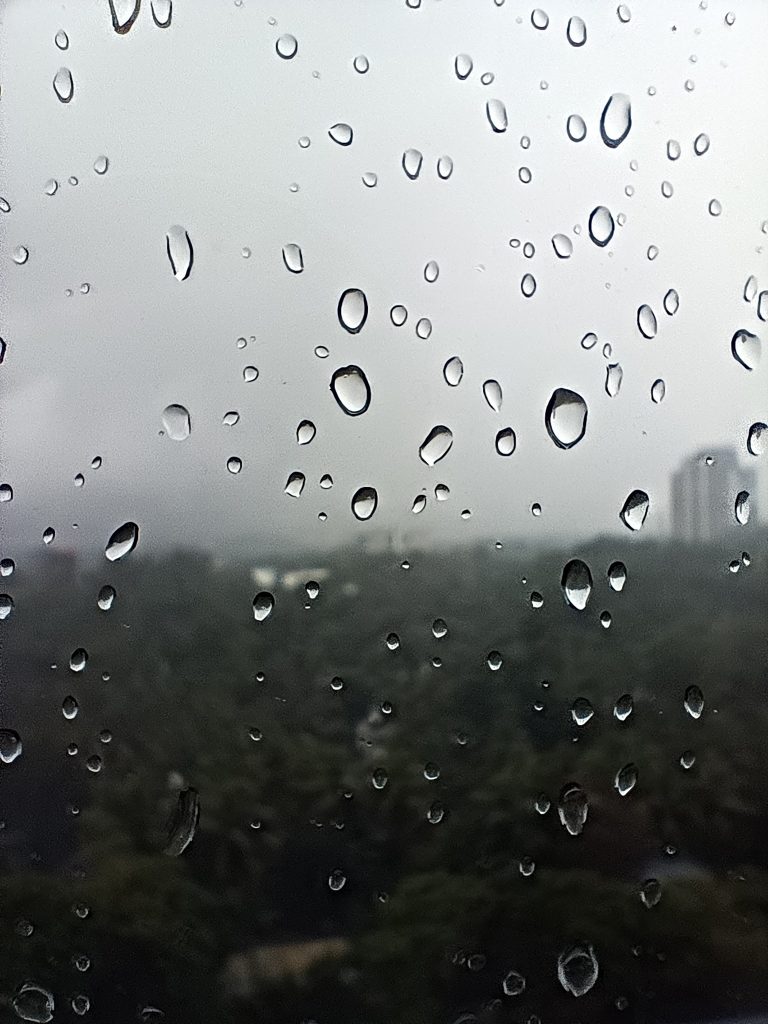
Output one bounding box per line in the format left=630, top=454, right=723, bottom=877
left=161, top=404, right=191, bottom=441
left=566, top=114, right=587, bottom=142
left=483, top=379, right=502, bottom=411
left=731, top=329, right=760, bottom=370
left=614, top=763, right=638, bottom=796
left=337, top=288, right=368, bottom=333
left=588, top=206, right=614, bottom=247
left=545, top=388, right=588, bottom=449
left=328, top=123, right=353, bottom=146
left=331, top=365, right=371, bottom=416
left=166, top=226, right=193, bottom=281
left=282, top=243, right=304, bottom=274
left=637, top=304, right=657, bottom=339
left=351, top=487, right=378, bottom=521
left=252, top=592, right=274, bottom=621
left=734, top=490, right=750, bottom=525
left=53, top=67, right=74, bottom=103
left=402, top=148, right=423, bottom=180
left=105, top=521, right=139, bottom=561
left=600, top=93, right=631, bottom=148
left=566, top=15, right=587, bottom=46
left=558, top=783, right=588, bottom=836
left=164, top=787, right=199, bottom=856
left=486, top=99, right=508, bottom=133
left=419, top=425, right=453, bottom=466
left=620, top=490, right=649, bottom=531
left=495, top=428, right=516, bottom=456
left=561, top=559, right=593, bottom=610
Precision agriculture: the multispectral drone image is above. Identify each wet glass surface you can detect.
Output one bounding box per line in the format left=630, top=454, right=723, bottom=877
left=0, top=2, right=767, bottom=1022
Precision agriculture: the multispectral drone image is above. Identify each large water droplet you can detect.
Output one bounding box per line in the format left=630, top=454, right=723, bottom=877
left=558, top=943, right=599, bottom=998
left=455, top=54, right=473, bottom=80
left=600, top=93, right=631, bottom=148
left=166, top=226, right=193, bottom=281
left=486, top=99, right=508, bottom=133
left=296, top=420, right=316, bottom=445
left=419, top=425, right=453, bottom=466
left=619, top=490, right=649, bottom=531
left=402, top=148, right=423, bottom=179
left=483, top=379, right=502, bottom=411
left=105, top=521, right=139, bottom=561
left=605, top=363, right=623, bottom=397
left=150, top=0, right=172, bottom=27
left=275, top=33, right=298, bottom=59
left=284, top=472, right=305, bottom=497
left=108, top=0, right=141, bottom=34
left=566, top=15, right=587, bottom=46
left=351, top=486, right=378, bottom=521
left=0, top=729, right=22, bottom=764
left=253, top=591, right=274, bottom=621
left=161, top=404, right=190, bottom=440
left=436, top=155, right=454, bottom=179
left=282, top=243, right=304, bottom=273
left=747, top=422, right=767, bottom=456
left=734, top=490, right=750, bottom=525
left=443, top=356, right=463, bottom=386
left=552, top=233, right=573, bottom=259
left=640, top=879, right=662, bottom=908
left=567, top=114, right=587, bottom=142
left=328, top=122, right=353, bottom=146
left=731, top=329, right=760, bottom=370
left=337, top=288, right=368, bottom=333
left=502, top=971, right=526, bottom=996
left=614, top=693, right=633, bottom=721
left=53, top=67, right=74, bottom=103
left=637, top=304, right=657, bottom=339
left=495, top=428, right=516, bottom=456
left=684, top=684, right=704, bottom=719
left=588, top=206, right=614, bottom=247
left=164, top=787, right=199, bottom=856
left=571, top=698, right=594, bottom=726
left=531, top=8, right=549, bottom=29
left=13, top=983, right=54, bottom=1023
left=614, top=763, right=638, bottom=796
left=561, top=559, right=593, bottom=610
left=558, top=783, right=588, bottom=836
left=545, top=388, right=588, bottom=449
left=331, top=365, right=371, bottom=415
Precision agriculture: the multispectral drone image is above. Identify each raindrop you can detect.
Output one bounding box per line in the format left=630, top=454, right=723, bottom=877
left=605, top=363, right=623, bottom=397
left=571, top=698, right=594, bottom=726
left=735, top=490, right=750, bottom=525
left=503, top=971, right=526, bottom=996
left=55, top=29, right=69, bottom=49
left=663, top=288, right=680, bottom=315
left=552, top=233, right=573, bottom=259
left=487, top=650, right=503, bottom=671
left=483, top=379, right=503, bottom=411
left=558, top=783, right=588, bottom=836
left=353, top=54, right=369, bottom=74
left=419, top=425, right=453, bottom=466
left=566, top=114, right=587, bottom=142
left=372, top=767, right=388, bottom=790
left=43, top=528, right=55, bottom=545
left=166, top=226, right=193, bottom=281
left=69, top=648, right=88, bottom=672
left=319, top=474, right=333, bottom=489
left=97, top=585, right=116, bottom=610
left=412, top=494, right=427, bottom=514
left=531, top=8, right=549, bottom=29
left=352, top=486, right=378, bottom=521
left=331, top=365, right=371, bottom=415
left=164, top=787, right=199, bottom=856
left=758, top=292, right=767, bottom=322
left=0, top=558, right=14, bottom=577
left=243, top=365, right=259, bottom=382
left=545, top=388, right=588, bottom=449
left=44, top=179, right=58, bottom=195
left=661, top=180, right=674, bottom=199
left=0, top=729, right=22, bottom=763
left=667, top=139, right=681, bottom=161
left=53, top=67, right=74, bottom=103
left=402, top=148, right=423, bottom=179
left=105, top=521, right=139, bottom=561
left=150, top=0, right=172, bottom=27
left=617, top=3, right=631, bottom=22
left=743, top=275, right=758, bottom=303
left=12, top=246, right=29, bottom=265
left=13, top=984, right=54, bottom=1023
left=455, top=54, right=473, bottom=80
left=93, top=155, right=109, bottom=174
left=437, top=155, right=454, bottom=179
left=614, top=763, right=638, bottom=796
left=600, top=93, right=632, bottom=148
left=708, top=198, right=722, bottom=216
left=390, top=304, right=408, bottom=326
left=338, top=288, right=368, bottom=333
left=108, top=0, right=141, bottom=33
left=607, top=561, right=627, bottom=591
left=637, top=304, right=657, bottom=339
left=486, top=99, right=508, bottom=133
left=614, top=693, right=633, bottom=721
left=747, top=422, right=766, bottom=456
left=416, top=316, right=431, bottom=337
left=731, top=329, right=760, bottom=370
left=275, top=33, right=298, bottom=59
left=282, top=243, right=303, bottom=273
left=521, top=273, right=536, bottom=297
left=651, top=378, right=666, bottom=403
left=620, top=490, right=649, bottom=531
left=62, top=696, right=79, bottom=720
left=588, top=206, right=614, bottom=247
left=424, top=260, right=439, bottom=283
left=0, top=484, right=13, bottom=502
left=427, top=801, right=445, bottom=824
left=519, top=166, right=532, bottom=184
left=443, top=356, right=464, bottom=386
left=296, top=420, right=316, bottom=445
left=328, top=123, right=353, bottom=146
left=328, top=869, right=347, bottom=891
left=694, top=132, right=710, bottom=155
left=581, top=332, right=597, bottom=350
left=161, top=404, right=191, bottom=440
left=680, top=750, right=696, bottom=769
left=253, top=592, right=274, bottom=621
left=566, top=16, right=587, bottom=46
left=227, top=456, right=243, bottom=475
left=362, top=172, right=377, bottom=188
left=495, top=428, right=516, bottom=456
left=0, top=594, right=13, bottom=621
left=561, top=559, right=593, bottom=610
left=284, top=472, right=305, bottom=497
left=640, top=879, right=662, bottom=908
left=386, top=632, right=400, bottom=650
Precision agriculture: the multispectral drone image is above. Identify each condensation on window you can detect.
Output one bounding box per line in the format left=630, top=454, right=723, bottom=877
left=0, top=1, right=767, bottom=1022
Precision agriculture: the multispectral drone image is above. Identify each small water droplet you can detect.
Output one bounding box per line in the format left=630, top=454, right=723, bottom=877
left=166, top=225, right=193, bottom=281
left=605, top=363, right=623, bottom=397
left=732, top=329, right=761, bottom=370
left=164, top=787, right=199, bottom=856
left=0, top=594, right=14, bottom=621
left=243, top=365, right=259, bottom=382
left=562, top=559, right=593, bottom=610
left=55, top=29, right=69, bottom=49
left=531, top=8, right=549, bottom=29
left=282, top=243, right=304, bottom=273
left=353, top=54, right=369, bottom=74
left=109, top=0, right=141, bottom=33
left=620, top=490, right=649, bottom=531
left=0, top=558, right=14, bottom=578
left=521, top=273, right=536, bottom=297
left=558, top=783, right=588, bottom=836
left=44, top=179, right=58, bottom=195
left=455, top=53, right=473, bottom=80
left=415, top=317, right=432, bottom=339
left=566, top=15, right=587, bottom=46
left=424, top=260, right=439, bottom=283
left=486, top=99, right=508, bottom=133
left=693, top=132, right=710, bottom=156
left=617, top=3, right=631, bottom=21
left=640, top=879, right=662, bottom=908
left=328, top=122, right=353, bottom=146
left=747, top=422, right=767, bottom=456
left=502, top=970, right=526, bottom=996
left=275, top=33, right=298, bottom=59
left=734, top=490, right=750, bottom=525
left=69, top=647, right=88, bottom=672
left=419, top=425, right=453, bottom=466
left=284, top=471, right=305, bottom=496
left=615, top=763, right=638, bottom=796
left=351, top=486, right=378, bottom=521
left=0, top=729, right=22, bottom=764
left=337, top=288, right=368, bottom=333
left=43, top=527, right=55, bottom=545
left=53, top=67, right=74, bottom=103
left=757, top=291, right=767, bottom=322
left=580, top=332, right=597, bottom=350
left=227, top=456, right=243, bottom=475
left=483, top=379, right=502, bottom=411
left=600, top=93, right=632, bottom=148
left=566, top=114, right=587, bottom=142
left=680, top=750, right=696, bottom=770
left=545, top=388, right=588, bottom=449
left=97, top=584, right=116, bottom=611
left=328, top=869, right=347, bottom=891
left=253, top=591, right=274, bottom=621
left=588, top=206, right=614, bottom=247
left=571, top=698, right=594, bottom=727
left=150, top=0, right=172, bottom=27
left=663, top=288, right=680, bottom=316
left=614, top=693, right=633, bottom=721
left=402, top=148, right=423, bottom=179
left=426, top=801, right=445, bottom=824
left=495, top=428, right=516, bottom=456
left=362, top=171, right=377, bottom=188
left=637, top=304, right=658, bottom=339
left=331, top=365, right=371, bottom=415
left=708, top=198, right=722, bottom=216
left=487, top=650, right=503, bottom=671
left=436, top=155, right=454, bottom=179
left=13, top=983, right=54, bottom=1023
left=161, top=404, right=190, bottom=440
left=105, top=521, right=139, bottom=561
left=12, top=246, right=29, bottom=265
left=667, top=139, right=681, bottom=161
left=296, top=420, right=316, bottom=445
left=552, top=233, right=573, bottom=259
left=443, top=356, right=463, bottom=387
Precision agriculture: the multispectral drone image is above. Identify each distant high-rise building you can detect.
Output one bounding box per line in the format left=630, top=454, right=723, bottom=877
left=671, top=448, right=756, bottom=541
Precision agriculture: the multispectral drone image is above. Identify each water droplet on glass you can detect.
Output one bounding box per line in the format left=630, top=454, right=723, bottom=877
left=62, top=696, right=79, bottom=720
left=662, top=288, right=680, bottom=316
left=105, top=521, right=139, bottom=561
left=521, top=273, right=536, bottom=297
left=487, top=650, right=503, bottom=671
left=424, top=260, right=439, bottom=283
left=284, top=471, right=305, bottom=497
left=747, top=422, right=767, bottom=456
left=12, top=246, right=29, bottom=265
left=253, top=591, right=274, bottom=621
left=558, top=783, right=588, bottom=836
left=545, top=388, right=588, bottom=449
left=571, top=698, right=594, bottom=726
left=296, top=420, right=316, bottom=445
left=0, top=729, right=22, bottom=764
left=227, top=456, right=243, bottom=475
left=482, top=379, right=502, bottom=411
left=708, top=198, right=722, bottom=216
left=614, top=693, right=633, bottom=721
left=443, top=356, right=463, bottom=387
left=588, top=206, right=614, bottom=247
left=43, top=527, right=55, bottom=545
left=108, top=0, right=141, bottom=33
left=351, top=486, right=378, bottom=521
left=437, top=155, right=454, bottom=179
left=150, top=0, right=172, bottom=27
left=282, top=243, right=304, bottom=274
left=735, top=490, right=750, bottom=525
left=0, top=558, right=14, bottom=578
left=495, top=428, right=516, bottom=456
left=243, top=365, right=259, bottom=382
left=53, top=67, right=74, bottom=103
left=580, top=332, right=597, bottom=350
left=0, top=594, right=13, bottom=620
left=164, top=787, right=199, bottom=856
left=640, top=879, right=662, bottom=908
left=614, top=763, right=638, bottom=796
left=620, top=490, right=649, bottom=531
left=502, top=970, right=526, bottom=996
left=419, top=425, right=453, bottom=466
left=600, top=93, right=632, bottom=148
left=605, top=363, right=623, bottom=397
left=97, top=584, right=116, bottom=611
left=44, top=179, right=58, bottom=196
left=531, top=8, right=549, bottom=29
left=337, top=288, right=368, bottom=333
left=667, top=139, right=681, bottom=161
left=427, top=801, right=445, bottom=824
left=486, top=99, right=508, bottom=133
left=353, top=54, right=369, bottom=74
left=635, top=304, right=658, bottom=340
left=13, top=983, right=54, bottom=1023
left=362, top=171, right=377, bottom=188
left=328, top=122, right=353, bottom=146
left=649, top=378, right=666, bottom=404
left=680, top=750, right=696, bottom=770
left=166, top=225, right=193, bottom=281
left=55, top=29, right=69, bottom=49
left=757, top=291, right=767, bottom=322
left=566, top=15, right=587, bottom=46
left=731, top=329, right=760, bottom=370
left=161, top=404, right=190, bottom=440
left=371, top=767, right=388, bottom=790
left=328, top=869, right=347, bottom=891
left=561, top=559, right=593, bottom=610
left=552, top=233, right=573, bottom=259
left=694, top=132, right=710, bottom=155
left=567, top=114, right=587, bottom=142
left=455, top=53, right=473, bottom=80
left=402, top=148, right=423, bottom=179
left=275, top=33, right=298, bottom=59
left=331, top=364, right=371, bottom=415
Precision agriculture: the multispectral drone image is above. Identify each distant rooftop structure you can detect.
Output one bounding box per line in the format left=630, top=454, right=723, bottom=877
left=671, top=448, right=756, bottom=542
